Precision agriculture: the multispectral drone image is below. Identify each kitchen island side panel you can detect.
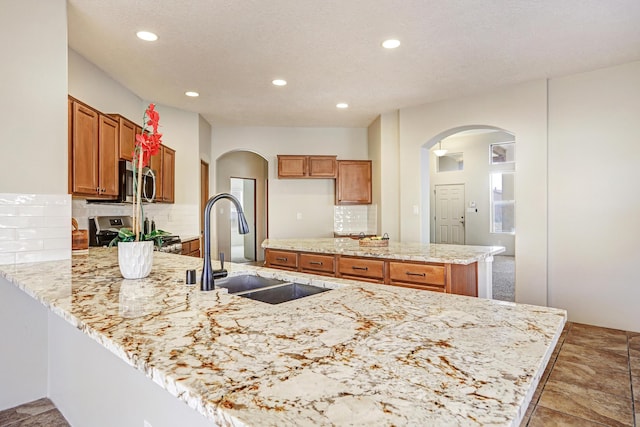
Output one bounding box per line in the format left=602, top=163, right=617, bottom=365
left=0, top=278, right=48, bottom=411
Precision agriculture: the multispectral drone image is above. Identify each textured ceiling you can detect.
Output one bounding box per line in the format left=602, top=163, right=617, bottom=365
left=67, top=0, right=640, bottom=128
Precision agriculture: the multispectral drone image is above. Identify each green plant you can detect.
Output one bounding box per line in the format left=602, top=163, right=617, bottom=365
left=108, top=228, right=171, bottom=248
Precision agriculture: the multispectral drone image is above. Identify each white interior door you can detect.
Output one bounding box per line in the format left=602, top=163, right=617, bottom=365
left=435, top=184, right=465, bottom=244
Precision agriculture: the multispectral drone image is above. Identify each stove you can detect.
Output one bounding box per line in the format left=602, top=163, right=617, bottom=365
left=89, top=216, right=182, bottom=252
left=158, top=235, right=182, bottom=254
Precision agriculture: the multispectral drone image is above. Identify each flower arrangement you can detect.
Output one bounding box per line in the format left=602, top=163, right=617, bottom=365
left=110, top=104, right=169, bottom=247
left=132, top=103, right=162, bottom=240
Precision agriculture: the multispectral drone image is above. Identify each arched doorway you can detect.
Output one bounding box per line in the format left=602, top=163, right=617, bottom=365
left=422, top=125, right=516, bottom=301
left=215, top=150, right=268, bottom=264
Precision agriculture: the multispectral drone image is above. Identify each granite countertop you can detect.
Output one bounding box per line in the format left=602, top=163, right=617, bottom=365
left=0, top=248, right=565, bottom=426
left=262, top=238, right=505, bottom=264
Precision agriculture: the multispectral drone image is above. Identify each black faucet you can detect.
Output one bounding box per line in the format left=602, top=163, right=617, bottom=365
left=201, top=193, right=250, bottom=291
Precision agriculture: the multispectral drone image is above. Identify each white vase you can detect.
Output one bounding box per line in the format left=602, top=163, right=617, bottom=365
left=118, top=241, right=154, bottom=279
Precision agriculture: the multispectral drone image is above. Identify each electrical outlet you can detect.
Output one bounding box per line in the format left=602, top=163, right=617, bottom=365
left=296, top=212, right=302, bottom=220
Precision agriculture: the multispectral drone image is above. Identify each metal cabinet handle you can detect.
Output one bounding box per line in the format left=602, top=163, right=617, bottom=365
left=352, top=266, right=368, bottom=271
left=276, top=257, right=288, bottom=262
left=309, top=261, right=323, bottom=265
left=406, top=272, right=426, bottom=277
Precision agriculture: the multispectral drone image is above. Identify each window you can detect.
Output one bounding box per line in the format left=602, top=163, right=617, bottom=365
left=490, top=142, right=515, bottom=164
left=490, top=172, right=515, bottom=234
left=437, top=152, right=464, bottom=172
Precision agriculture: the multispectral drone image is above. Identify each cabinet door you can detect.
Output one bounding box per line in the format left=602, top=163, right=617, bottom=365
left=300, top=253, right=335, bottom=275
left=278, top=155, right=307, bottom=178
left=308, top=156, right=337, bottom=178
left=338, top=256, right=384, bottom=282
left=161, top=146, right=175, bottom=203
left=389, top=262, right=445, bottom=290
left=265, top=249, right=298, bottom=270
left=335, top=160, right=372, bottom=204
left=118, top=117, right=136, bottom=161
left=150, top=147, right=162, bottom=202
left=71, top=102, right=99, bottom=195
left=98, top=115, right=119, bottom=197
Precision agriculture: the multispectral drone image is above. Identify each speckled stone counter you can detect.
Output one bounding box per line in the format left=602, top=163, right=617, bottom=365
left=262, top=238, right=505, bottom=265
left=0, top=248, right=565, bottom=426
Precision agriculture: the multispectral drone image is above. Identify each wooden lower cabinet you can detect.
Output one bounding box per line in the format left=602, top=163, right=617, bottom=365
left=264, top=249, right=477, bottom=296
left=300, top=253, right=335, bottom=276
left=338, top=256, right=384, bottom=283
left=181, top=238, right=201, bottom=258
left=389, top=262, right=446, bottom=292
left=265, top=249, right=298, bottom=270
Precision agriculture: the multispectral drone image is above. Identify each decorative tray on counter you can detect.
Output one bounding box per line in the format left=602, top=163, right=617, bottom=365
left=358, top=233, right=390, bottom=247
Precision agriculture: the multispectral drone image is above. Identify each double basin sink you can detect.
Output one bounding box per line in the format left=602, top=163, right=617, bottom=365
left=215, top=274, right=330, bottom=304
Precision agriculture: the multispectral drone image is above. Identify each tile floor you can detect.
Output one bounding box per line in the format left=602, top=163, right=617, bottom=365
left=1, top=322, right=637, bottom=426
left=0, top=398, right=69, bottom=426
left=522, top=321, right=639, bottom=426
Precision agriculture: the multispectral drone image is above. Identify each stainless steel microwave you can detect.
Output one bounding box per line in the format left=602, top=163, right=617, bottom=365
left=118, top=160, right=157, bottom=203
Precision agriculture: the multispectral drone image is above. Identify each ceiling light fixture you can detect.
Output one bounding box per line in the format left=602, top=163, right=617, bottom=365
left=272, top=79, right=287, bottom=86
left=185, top=91, right=199, bottom=97
left=336, top=103, right=349, bottom=109
left=433, top=141, right=448, bottom=157
left=136, top=31, right=158, bottom=42
left=382, top=39, right=401, bottom=49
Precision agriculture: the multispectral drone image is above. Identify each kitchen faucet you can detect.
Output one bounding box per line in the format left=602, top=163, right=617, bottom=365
left=201, top=193, right=250, bottom=291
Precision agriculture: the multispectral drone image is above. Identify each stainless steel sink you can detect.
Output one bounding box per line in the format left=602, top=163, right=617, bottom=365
left=215, top=275, right=287, bottom=293
left=216, top=274, right=331, bottom=304
left=238, top=283, right=330, bottom=304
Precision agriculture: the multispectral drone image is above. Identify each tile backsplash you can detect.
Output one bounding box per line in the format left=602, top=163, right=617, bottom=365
left=0, top=193, right=71, bottom=265
left=72, top=200, right=199, bottom=238
left=333, top=204, right=377, bottom=235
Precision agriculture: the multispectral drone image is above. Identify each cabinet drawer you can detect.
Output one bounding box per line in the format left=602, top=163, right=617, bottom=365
left=389, top=262, right=445, bottom=286
left=391, top=282, right=446, bottom=293
left=181, top=238, right=200, bottom=255
left=300, top=253, right=335, bottom=274
left=266, top=250, right=298, bottom=269
left=339, top=257, right=384, bottom=280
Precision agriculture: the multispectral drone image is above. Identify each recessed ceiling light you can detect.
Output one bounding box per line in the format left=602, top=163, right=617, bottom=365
left=382, top=39, right=401, bottom=49
left=336, top=103, right=349, bottom=109
left=272, top=79, right=287, bottom=86
left=136, top=31, right=158, bottom=42
left=185, top=91, right=199, bottom=97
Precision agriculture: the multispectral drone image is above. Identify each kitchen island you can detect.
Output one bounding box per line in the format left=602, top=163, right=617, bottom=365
left=263, top=238, right=505, bottom=298
left=0, top=248, right=564, bottom=426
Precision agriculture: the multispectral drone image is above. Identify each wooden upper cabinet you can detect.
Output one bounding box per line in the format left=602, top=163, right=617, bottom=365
left=69, top=97, right=120, bottom=198
left=278, top=155, right=307, bottom=178
left=151, top=144, right=175, bottom=203
left=98, top=115, right=119, bottom=196
left=161, top=145, right=175, bottom=203
left=308, top=156, right=337, bottom=177
left=335, top=160, right=372, bottom=204
left=115, top=115, right=136, bottom=161
left=71, top=101, right=99, bottom=195
left=277, top=155, right=337, bottom=178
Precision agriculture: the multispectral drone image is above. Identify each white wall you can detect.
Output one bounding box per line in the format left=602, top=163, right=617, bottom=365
left=548, top=61, right=640, bottom=331
left=0, top=280, right=48, bottom=410
left=68, top=49, right=143, bottom=121
left=0, top=0, right=68, bottom=194
left=368, top=112, right=401, bottom=239
left=398, top=80, right=549, bottom=307
left=199, top=114, right=212, bottom=165
left=153, top=105, right=200, bottom=209
left=429, top=131, right=516, bottom=255
left=212, top=127, right=367, bottom=239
